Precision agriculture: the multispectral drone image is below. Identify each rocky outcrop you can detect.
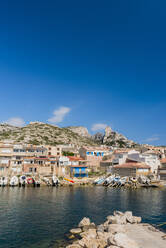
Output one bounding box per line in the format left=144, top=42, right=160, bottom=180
left=66, top=211, right=166, bottom=248
left=103, top=128, right=136, bottom=148
left=91, top=125, right=137, bottom=148
left=92, top=132, right=104, bottom=142
left=67, top=126, right=91, bottom=138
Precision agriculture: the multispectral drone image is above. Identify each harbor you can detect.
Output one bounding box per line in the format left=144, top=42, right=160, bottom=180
left=0, top=186, right=166, bottom=248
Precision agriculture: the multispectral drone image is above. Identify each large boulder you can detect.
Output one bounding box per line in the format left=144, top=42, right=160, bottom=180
left=132, top=216, right=142, bottom=223
left=107, top=224, right=126, bottom=234
left=113, top=233, right=139, bottom=248
left=124, top=211, right=133, bottom=223
left=82, top=223, right=96, bottom=232
left=77, top=237, right=99, bottom=248
left=80, top=229, right=97, bottom=239
left=66, top=244, right=82, bottom=248
left=70, top=228, right=82, bottom=234
left=78, top=217, right=91, bottom=227
left=107, top=215, right=127, bottom=225
left=97, top=224, right=105, bottom=233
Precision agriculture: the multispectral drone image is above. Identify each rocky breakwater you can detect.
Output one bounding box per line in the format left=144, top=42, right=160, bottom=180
left=66, top=211, right=166, bottom=248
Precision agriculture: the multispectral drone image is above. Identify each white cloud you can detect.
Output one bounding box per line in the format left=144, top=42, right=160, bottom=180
left=48, top=106, right=71, bottom=124
left=6, top=117, right=25, bottom=127
left=145, top=135, right=160, bottom=142
left=91, top=123, right=107, bottom=132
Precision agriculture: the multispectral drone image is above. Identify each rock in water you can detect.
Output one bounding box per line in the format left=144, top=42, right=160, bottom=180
left=70, top=228, right=82, bottom=234
left=78, top=217, right=91, bottom=227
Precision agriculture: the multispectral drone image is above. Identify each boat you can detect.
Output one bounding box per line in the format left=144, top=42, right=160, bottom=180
left=111, top=176, right=121, bottom=187
left=10, top=176, right=19, bottom=186
left=0, top=176, right=8, bottom=186
left=27, top=177, right=35, bottom=186
left=64, top=178, right=74, bottom=183
left=103, top=175, right=115, bottom=186
left=130, top=177, right=137, bottom=183
left=19, top=175, right=27, bottom=187
left=43, top=177, right=51, bottom=186
left=119, top=177, right=128, bottom=186
left=34, top=178, right=40, bottom=187
left=52, top=175, right=59, bottom=186
left=93, top=176, right=105, bottom=185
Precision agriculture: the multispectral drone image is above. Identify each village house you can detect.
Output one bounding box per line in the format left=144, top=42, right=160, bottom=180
left=113, top=160, right=150, bottom=177
left=45, top=145, right=62, bottom=157
left=68, top=156, right=88, bottom=177
left=79, top=146, right=110, bottom=171
left=0, top=142, right=13, bottom=176
left=112, top=149, right=140, bottom=165
left=23, top=157, right=52, bottom=175
left=158, top=158, right=166, bottom=180
left=128, top=150, right=160, bottom=175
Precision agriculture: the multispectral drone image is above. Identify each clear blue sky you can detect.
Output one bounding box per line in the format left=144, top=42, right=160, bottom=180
left=0, top=0, right=166, bottom=145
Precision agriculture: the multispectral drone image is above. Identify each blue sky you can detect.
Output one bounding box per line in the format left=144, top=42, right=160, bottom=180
left=0, top=0, right=166, bottom=145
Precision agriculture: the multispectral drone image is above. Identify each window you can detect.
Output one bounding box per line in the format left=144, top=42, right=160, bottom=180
left=48, top=152, right=51, bottom=155
left=29, top=168, right=33, bottom=172
left=57, top=148, right=60, bottom=151
left=57, top=152, right=60, bottom=155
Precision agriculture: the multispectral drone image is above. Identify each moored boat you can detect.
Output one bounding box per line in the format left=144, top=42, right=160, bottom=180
left=0, top=176, right=8, bottom=186
left=19, top=175, right=27, bottom=187
left=52, top=175, right=59, bottom=186
left=10, top=176, right=19, bottom=186
left=43, top=177, right=51, bottom=186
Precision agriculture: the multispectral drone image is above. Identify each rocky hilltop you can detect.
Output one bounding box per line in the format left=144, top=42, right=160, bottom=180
left=0, top=123, right=136, bottom=148
left=0, top=123, right=96, bottom=146
left=66, top=125, right=136, bottom=148
left=67, top=126, right=91, bottom=138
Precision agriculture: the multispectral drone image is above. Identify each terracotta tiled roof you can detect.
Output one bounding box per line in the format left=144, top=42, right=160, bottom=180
left=82, top=146, right=110, bottom=151
left=160, top=158, right=166, bottom=163
left=113, top=162, right=150, bottom=169
left=68, top=156, right=85, bottom=161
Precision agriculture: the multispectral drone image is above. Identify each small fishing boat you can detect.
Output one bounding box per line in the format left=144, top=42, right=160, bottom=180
left=10, top=176, right=19, bottom=186
left=19, top=175, right=27, bottom=187
left=43, top=177, right=51, bottom=186
left=111, top=176, right=121, bottom=187
left=103, top=175, right=115, bottom=186
left=0, top=176, right=8, bottom=186
left=52, top=175, right=59, bottom=186
left=119, top=177, right=128, bottom=186
left=27, top=177, right=35, bottom=186
left=130, top=177, right=137, bottom=183
left=33, top=177, right=40, bottom=187
left=93, top=176, right=106, bottom=185
left=96, top=177, right=106, bottom=185
left=64, top=178, right=74, bottom=183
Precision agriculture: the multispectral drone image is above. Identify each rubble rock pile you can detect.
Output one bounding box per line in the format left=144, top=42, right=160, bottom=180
left=66, top=211, right=166, bottom=248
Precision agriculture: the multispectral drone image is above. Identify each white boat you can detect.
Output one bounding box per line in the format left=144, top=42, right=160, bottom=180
left=19, top=175, right=27, bottom=186
left=0, top=176, right=8, bottom=186
left=103, top=175, right=115, bottom=186
left=43, top=177, right=51, bottom=186
left=34, top=178, right=40, bottom=187
left=52, top=175, right=59, bottom=186
left=10, top=176, right=19, bottom=186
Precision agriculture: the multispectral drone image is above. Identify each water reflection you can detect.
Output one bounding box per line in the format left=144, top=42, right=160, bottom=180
left=0, top=187, right=165, bottom=248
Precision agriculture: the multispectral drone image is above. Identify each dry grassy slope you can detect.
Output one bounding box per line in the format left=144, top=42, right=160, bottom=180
left=0, top=123, right=97, bottom=146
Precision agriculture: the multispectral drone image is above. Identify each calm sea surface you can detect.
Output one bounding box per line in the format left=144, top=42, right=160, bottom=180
left=0, top=186, right=166, bottom=248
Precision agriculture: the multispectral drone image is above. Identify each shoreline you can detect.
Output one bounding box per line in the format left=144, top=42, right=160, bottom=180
left=65, top=211, right=166, bottom=248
